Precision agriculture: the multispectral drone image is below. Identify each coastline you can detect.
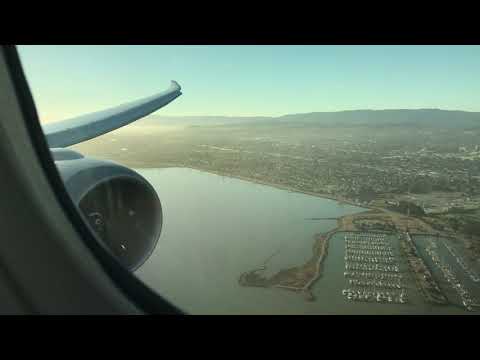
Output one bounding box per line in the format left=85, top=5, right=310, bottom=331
left=135, top=164, right=372, bottom=211
left=136, top=165, right=465, bottom=304
left=238, top=227, right=336, bottom=300
left=140, top=165, right=454, bottom=238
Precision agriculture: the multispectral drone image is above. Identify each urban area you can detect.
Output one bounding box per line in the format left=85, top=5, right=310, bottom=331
left=72, top=110, right=480, bottom=312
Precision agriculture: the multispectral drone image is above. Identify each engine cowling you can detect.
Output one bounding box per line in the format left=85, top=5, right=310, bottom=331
left=51, top=148, right=162, bottom=271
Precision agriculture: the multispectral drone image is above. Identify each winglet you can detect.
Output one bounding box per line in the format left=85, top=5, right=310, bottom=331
left=43, top=81, right=182, bottom=148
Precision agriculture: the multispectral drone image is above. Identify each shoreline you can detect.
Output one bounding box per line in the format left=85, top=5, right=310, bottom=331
left=135, top=165, right=457, bottom=239
left=137, top=164, right=454, bottom=236
left=238, top=227, right=337, bottom=299
left=137, top=164, right=467, bottom=301
left=135, top=164, right=373, bottom=211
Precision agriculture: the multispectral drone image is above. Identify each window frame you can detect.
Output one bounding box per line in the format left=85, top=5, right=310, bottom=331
left=2, top=45, right=182, bottom=315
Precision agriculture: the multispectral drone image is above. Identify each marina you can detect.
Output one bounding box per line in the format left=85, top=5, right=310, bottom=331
left=414, top=235, right=480, bottom=312
left=342, top=232, right=408, bottom=304
left=443, top=241, right=480, bottom=283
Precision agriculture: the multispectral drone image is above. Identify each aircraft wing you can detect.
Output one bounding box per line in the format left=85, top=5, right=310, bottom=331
left=43, top=80, right=182, bottom=148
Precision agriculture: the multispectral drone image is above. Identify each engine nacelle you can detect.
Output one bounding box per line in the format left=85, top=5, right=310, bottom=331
left=51, top=148, right=162, bottom=271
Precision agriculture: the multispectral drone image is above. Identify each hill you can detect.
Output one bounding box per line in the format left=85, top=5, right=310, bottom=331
left=141, top=109, right=480, bottom=129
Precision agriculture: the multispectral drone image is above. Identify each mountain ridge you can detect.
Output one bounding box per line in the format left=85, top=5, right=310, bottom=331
left=142, top=109, right=480, bottom=129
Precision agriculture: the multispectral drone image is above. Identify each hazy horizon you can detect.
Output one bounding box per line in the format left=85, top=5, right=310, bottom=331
left=38, top=107, right=480, bottom=125
left=17, top=45, right=480, bottom=123
left=149, top=107, right=480, bottom=117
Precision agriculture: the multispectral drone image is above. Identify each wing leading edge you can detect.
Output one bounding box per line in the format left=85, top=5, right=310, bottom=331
left=43, top=81, right=182, bottom=148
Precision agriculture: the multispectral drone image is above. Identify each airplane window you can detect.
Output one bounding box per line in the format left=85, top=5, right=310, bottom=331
left=17, top=45, right=480, bottom=314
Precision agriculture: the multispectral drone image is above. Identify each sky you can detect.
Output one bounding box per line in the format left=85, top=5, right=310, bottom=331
left=17, top=45, right=480, bottom=122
